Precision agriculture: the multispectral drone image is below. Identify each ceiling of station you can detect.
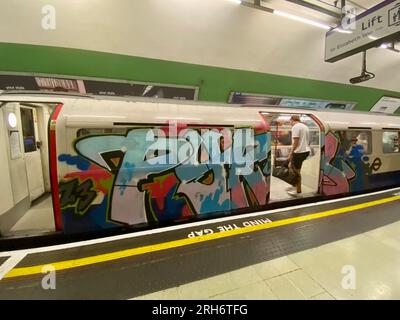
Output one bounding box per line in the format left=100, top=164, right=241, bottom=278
left=251, top=0, right=390, bottom=25
left=310, top=0, right=384, bottom=11
left=351, top=0, right=383, bottom=10
left=239, top=0, right=399, bottom=91
left=0, top=0, right=396, bottom=92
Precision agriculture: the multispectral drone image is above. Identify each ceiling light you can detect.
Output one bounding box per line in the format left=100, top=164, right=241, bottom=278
left=228, top=0, right=242, bottom=4
left=334, top=28, right=353, bottom=34
left=274, top=10, right=330, bottom=30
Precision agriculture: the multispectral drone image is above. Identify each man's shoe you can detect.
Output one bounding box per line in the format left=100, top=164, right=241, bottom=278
left=287, top=190, right=301, bottom=197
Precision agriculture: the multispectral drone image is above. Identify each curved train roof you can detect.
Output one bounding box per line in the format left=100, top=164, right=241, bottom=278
left=255, top=105, right=400, bottom=131
left=1, top=92, right=400, bottom=131
left=312, top=109, right=400, bottom=131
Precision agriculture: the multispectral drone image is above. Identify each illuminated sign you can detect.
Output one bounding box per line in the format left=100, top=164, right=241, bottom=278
left=370, top=96, right=400, bottom=113
left=325, top=0, right=400, bottom=62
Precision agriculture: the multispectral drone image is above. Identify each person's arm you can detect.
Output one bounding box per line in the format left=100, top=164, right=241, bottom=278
left=289, top=137, right=299, bottom=162
left=289, top=125, right=300, bottom=162
left=345, top=144, right=352, bottom=156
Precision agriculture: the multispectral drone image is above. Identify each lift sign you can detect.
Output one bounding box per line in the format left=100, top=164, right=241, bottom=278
left=325, top=0, right=400, bottom=62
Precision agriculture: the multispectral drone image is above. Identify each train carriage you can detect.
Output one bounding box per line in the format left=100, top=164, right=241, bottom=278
left=0, top=92, right=400, bottom=239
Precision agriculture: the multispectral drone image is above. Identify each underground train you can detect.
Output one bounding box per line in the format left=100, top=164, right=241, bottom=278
left=0, top=92, right=400, bottom=238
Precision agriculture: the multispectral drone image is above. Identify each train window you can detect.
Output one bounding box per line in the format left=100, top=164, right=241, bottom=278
left=382, top=131, right=400, bottom=153
left=335, top=130, right=372, bottom=155
left=20, top=107, right=37, bottom=153
left=271, top=130, right=319, bottom=146
left=270, top=114, right=320, bottom=147
left=76, top=128, right=126, bottom=137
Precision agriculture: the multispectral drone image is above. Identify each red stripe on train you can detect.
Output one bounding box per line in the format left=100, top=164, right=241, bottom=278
left=49, top=103, right=63, bottom=232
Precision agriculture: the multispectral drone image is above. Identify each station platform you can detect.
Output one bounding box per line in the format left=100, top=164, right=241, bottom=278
left=1, top=187, right=400, bottom=299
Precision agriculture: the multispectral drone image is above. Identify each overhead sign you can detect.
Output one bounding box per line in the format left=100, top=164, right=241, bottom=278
left=370, top=96, right=400, bottom=113
left=325, top=0, right=400, bottom=62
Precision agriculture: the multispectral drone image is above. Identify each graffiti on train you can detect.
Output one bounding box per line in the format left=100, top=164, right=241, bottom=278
left=58, top=125, right=271, bottom=231
left=321, top=131, right=380, bottom=195
left=58, top=178, right=97, bottom=215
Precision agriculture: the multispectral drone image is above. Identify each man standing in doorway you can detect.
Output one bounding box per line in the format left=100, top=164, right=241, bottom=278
left=287, top=115, right=310, bottom=196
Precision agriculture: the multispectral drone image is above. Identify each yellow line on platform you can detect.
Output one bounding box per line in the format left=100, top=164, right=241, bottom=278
left=4, top=194, right=400, bottom=279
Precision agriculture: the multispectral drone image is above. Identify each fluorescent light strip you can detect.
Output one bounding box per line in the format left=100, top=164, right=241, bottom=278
left=274, top=9, right=330, bottom=30
left=335, top=28, right=353, bottom=34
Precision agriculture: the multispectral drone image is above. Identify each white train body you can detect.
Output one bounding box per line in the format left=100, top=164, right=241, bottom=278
left=0, top=93, right=399, bottom=236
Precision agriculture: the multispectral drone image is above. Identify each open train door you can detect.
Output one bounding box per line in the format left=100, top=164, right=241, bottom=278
left=260, top=112, right=321, bottom=202
left=0, top=101, right=56, bottom=236
left=20, top=105, right=45, bottom=201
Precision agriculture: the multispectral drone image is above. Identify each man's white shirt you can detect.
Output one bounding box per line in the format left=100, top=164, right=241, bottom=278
left=292, top=122, right=310, bottom=153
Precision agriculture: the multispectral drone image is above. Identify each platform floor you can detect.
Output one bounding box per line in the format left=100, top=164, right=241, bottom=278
left=1, top=187, right=400, bottom=299
left=134, top=219, right=400, bottom=300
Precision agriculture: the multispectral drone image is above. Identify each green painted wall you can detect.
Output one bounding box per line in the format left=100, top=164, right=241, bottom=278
left=0, top=42, right=399, bottom=111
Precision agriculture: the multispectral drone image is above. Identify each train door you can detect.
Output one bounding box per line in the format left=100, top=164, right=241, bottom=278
left=20, top=106, right=45, bottom=201
left=0, top=101, right=56, bottom=236
left=260, top=112, right=321, bottom=201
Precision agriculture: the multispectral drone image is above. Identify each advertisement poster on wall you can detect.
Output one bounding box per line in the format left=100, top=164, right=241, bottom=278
left=0, top=74, right=199, bottom=100
left=370, top=96, right=400, bottom=114
left=229, top=92, right=356, bottom=110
